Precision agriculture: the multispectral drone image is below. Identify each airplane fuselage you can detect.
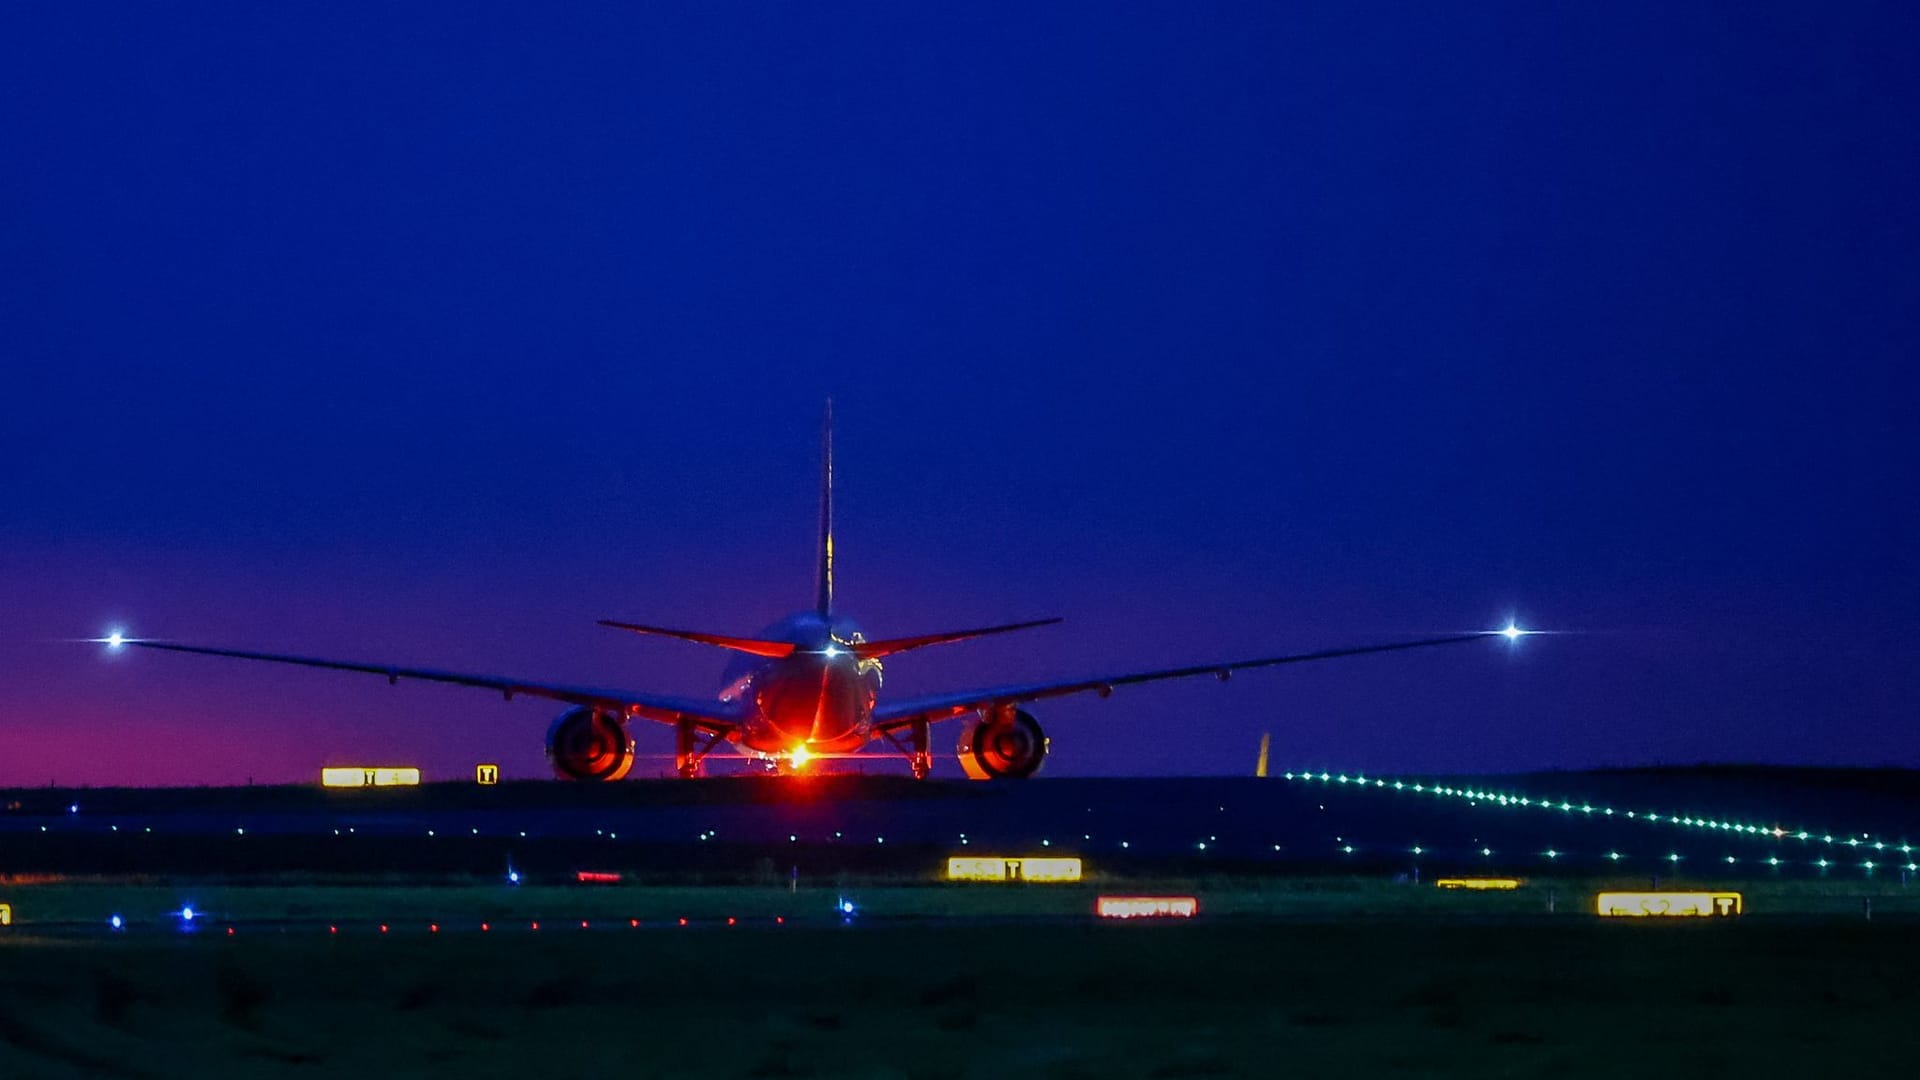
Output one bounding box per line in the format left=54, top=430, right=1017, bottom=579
left=718, top=611, right=882, bottom=756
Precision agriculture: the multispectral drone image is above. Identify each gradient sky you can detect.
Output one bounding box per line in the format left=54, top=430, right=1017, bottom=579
left=2, top=4, right=1913, bottom=785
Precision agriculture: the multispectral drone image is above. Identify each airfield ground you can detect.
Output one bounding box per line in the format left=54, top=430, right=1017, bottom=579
left=4, top=913, right=1920, bottom=1078
left=4, top=878, right=1920, bottom=1077
left=7, top=769, right=1920, bottom=1075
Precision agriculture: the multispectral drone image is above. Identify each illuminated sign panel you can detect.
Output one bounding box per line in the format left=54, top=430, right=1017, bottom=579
left=0, top=903, right=10, bottom=926
left=946, top=856, right=1083, bottom=882
left=1096, top=896, right=1198, bottom=919
left=476, top=764, right=500, bottom=785
left=1017, top=858, right=1082, bottom=882
left=948, top=857, right=1008, bottom=881
left=321, top=767, right=421, bottom=788
left=575, top=871, right=622, bottom=884
left=1596, top=891, right=1742, bottom=917
left=1436, top=878, right=1521, bottom=891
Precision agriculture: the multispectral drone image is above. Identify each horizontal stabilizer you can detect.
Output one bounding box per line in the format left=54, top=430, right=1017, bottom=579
left=596, top=621, right=798, bottom=659
left=853, top=617, right=1062, bottom=659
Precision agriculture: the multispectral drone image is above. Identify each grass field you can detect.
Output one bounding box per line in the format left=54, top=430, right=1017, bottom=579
left=5, top=872, right=1920, bottom=926
left=4, top=917, right=1920, bottom=1078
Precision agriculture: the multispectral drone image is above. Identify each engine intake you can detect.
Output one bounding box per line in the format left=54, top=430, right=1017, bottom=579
left=546, top=707, right=635, bottom=782
left=957, top=707, right=1048, bottom=780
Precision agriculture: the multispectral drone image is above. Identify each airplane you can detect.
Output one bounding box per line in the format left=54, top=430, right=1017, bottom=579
left=100, top=403, right=1534, bottom=781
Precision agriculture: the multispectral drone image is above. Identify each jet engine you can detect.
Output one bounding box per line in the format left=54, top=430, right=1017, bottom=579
left=545, top=707, right=636, bottom=782
left=956, top=707, right=1048, bottom=780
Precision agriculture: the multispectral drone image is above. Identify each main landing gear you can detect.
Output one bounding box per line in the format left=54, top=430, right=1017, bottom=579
left=674, top=718, right=726, bottom=779
left=880, top=719, right=934, bottom=780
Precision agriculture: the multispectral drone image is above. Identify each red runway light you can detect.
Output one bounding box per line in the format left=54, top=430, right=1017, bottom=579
left=678, top=917, right=688, bottom=926
left=481, top=922, right=490, bottom=932
left=226, top=927, right=235, bottom=936
left=531, top=921, right=540, bottom=931
left=629, top=918, right=639, bottom=928
left=379, top=924, right=389, bottom=934
left=726, top=917, right=736, bottom=926
left=580, top=920, right=590, bottom=929
left=329, top=925, right=338, bottom=934
left=430, top=924, right=439, bottom=933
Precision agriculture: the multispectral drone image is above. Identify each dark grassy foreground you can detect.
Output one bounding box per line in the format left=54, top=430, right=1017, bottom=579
left=3, top=919, right=1919, bottom=1078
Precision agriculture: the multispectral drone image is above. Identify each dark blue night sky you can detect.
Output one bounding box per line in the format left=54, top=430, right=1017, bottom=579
left=2, top=5, right=1913, bottom=785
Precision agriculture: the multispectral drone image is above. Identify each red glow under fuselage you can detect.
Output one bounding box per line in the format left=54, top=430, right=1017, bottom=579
left=718, top=612, right=881, bottom=755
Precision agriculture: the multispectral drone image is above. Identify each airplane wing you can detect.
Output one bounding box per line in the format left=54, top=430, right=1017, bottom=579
left=871, top=632, right=1500, bottom=732
left=124, top=641, right=745, bottom=733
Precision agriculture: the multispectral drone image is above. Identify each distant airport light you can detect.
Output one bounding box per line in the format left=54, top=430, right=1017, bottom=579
left=321, top=767, right=421, bottom=788
left=1596, top=892, right=1742, bottom=918
left=108, top=914, right=122, bottom=930
left=946, top=856, right=1082, bottom=883
left=107, top=631, right=125, bottom=648
left=475, top=764, right=499, bottom=785
left=576, top=871, right=622, bottom=884
left=1279, top=768, right=1892, bottom=856
left=1501, top=624, right=1525, bottom=640
left=0, top=903, right=10, bottom=927
left=1437, top=878, right=1521, bottom=891
left=1096, top=896, right=1199, bottom=919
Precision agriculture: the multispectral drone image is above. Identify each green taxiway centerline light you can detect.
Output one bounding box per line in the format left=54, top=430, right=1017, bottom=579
left=1280, top=767, right=1905, bottom=864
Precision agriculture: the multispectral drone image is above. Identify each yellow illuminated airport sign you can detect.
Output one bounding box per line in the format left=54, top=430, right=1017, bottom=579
left=0, top=903, right=10, bottom=926
left=476, top=763, right=500, bottom=785
left=1436, top=878, right=1521, bottom=891
left=947, top=856, right=1083, bottom=883
left=1596, top=891, right=1742, bottom=917
left=321, top=767, right=421, bottom=788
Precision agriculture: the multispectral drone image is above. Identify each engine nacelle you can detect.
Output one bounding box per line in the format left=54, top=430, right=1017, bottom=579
left=956, top=707, right=1048, bottom=780
left=546, top=707, right=635, bottom=782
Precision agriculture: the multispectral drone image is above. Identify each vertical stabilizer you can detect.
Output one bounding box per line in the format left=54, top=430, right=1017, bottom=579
left=815, top=399, right=834, bottom=617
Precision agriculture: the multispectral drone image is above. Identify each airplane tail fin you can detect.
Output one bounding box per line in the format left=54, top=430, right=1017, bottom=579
left=851, top=617, right=1063, bottom=660
left=816, top=399, right=834, bottom=618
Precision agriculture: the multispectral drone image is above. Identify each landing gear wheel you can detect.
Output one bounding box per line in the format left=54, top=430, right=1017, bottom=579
left=909, top=719, right=931, bottom=780
left=674, top=718, right=719, bottom=778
